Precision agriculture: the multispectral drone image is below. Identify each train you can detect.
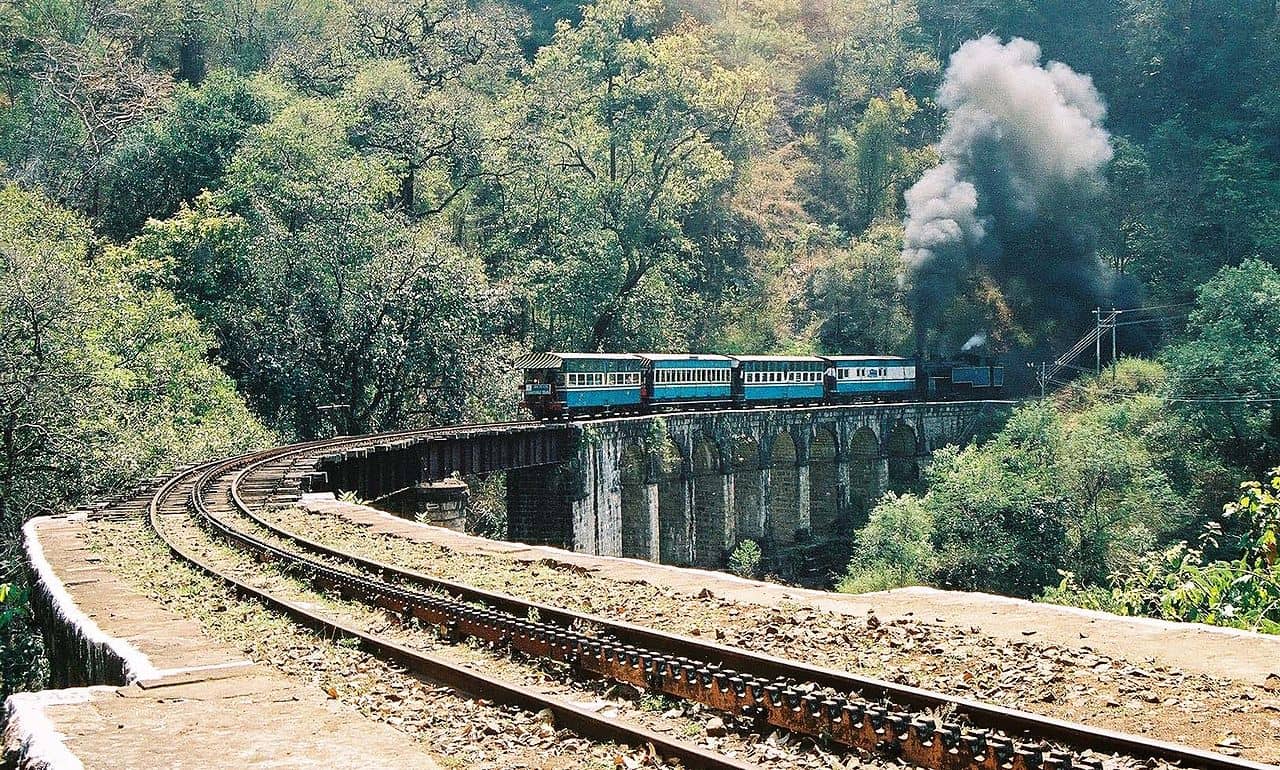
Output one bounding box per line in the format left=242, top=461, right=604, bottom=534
left=516, top=352, right=1003, bottom=419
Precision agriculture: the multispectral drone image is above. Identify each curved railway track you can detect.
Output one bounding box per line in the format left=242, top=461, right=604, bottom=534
left=148, top=428, right=753, bottom=770
left=145, top=423, right=1272, bottom=770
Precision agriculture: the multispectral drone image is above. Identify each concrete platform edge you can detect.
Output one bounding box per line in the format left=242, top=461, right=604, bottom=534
left=23, top=518, right=160, bottom=684
left=2, top=688, right=113, bottom=770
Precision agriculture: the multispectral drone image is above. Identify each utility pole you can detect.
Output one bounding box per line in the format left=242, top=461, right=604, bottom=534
left=1029, top=361, right=1046, bottom=398
left=1111, top=307, right=1118, bottom=380
left=1093, top=307, right=1102, bottom=375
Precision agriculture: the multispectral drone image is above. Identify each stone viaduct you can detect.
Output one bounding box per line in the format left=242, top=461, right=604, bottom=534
left=318, top=401, right=1011, bottom=570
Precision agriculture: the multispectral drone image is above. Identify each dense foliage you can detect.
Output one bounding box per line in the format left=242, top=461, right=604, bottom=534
left=3, top=0, right=1275, bottom=427
left=0, top=185, right=273, bottom=694
left=1042, top=468, right=1280, bottom=634
left=843, top=261, right=1280, bottom=624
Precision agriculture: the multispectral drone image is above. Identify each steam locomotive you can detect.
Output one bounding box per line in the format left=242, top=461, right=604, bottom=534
left=516, top=352, right=1003, bottom=419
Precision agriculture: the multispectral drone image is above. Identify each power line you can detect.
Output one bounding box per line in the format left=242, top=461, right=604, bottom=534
left=1112, top=302, right=1194, bottom=315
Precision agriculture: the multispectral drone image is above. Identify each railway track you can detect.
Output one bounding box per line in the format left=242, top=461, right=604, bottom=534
left=143, top=423, right=1270, bottom=770
left=148, top=431, right=753, bottom=770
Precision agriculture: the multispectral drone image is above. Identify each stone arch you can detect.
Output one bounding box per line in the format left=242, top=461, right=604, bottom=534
left=886, top=421, right=919, bottom=490
left=808, top=426, right=839, bottom=541
left=691, top=435, right=728, bottom=567
left=765, top=430, right=806, bottom=544
left=848, top=427, right=882, bottom=524
left=656, top=434, right=691, bottom=565
left=731, top=434, right=764, bottom=542
left=620, top=443, right=654, bottom=560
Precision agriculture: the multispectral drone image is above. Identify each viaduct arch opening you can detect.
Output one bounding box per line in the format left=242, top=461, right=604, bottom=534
left=887, top=421, right=919, bottom=490
left=619, top=444, right=652, bottom=560
left=808, top=427, right=839, bottom=541
left=849, top=426, right=881, bottom=524
left=765, top=432, right=805, bottom=545
left=731, top=435, right=763, bottom=543
left=692, top=436, right=727, bottom=567
left=656, top=435, right=690, bottom=565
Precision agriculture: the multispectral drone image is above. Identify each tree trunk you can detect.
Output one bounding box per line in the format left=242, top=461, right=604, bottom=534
left=401, top=169, right=416, bottom=215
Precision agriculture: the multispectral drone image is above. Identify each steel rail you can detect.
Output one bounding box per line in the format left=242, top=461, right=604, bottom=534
left=146, top=449, right=758, bottom=770
left=223, top=435, right=1275, bottom=770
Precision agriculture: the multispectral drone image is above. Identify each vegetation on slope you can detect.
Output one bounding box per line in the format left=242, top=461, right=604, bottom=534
left=842, top=260, right=1280, bottom=631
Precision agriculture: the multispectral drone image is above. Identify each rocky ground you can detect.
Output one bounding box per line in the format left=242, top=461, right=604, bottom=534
left=259, top=504, right=1278, bottom=765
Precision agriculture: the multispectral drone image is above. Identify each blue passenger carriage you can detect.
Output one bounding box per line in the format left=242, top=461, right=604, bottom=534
left=734, top=355, right=826, bottom=404
left=638, top=353, right=734, bottom=409
left=516, top=352, right=643, bottom=418
left=823, top=355, right=916, bottom=401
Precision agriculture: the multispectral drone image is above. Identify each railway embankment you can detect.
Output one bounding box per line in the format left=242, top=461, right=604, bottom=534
left=3, top=515, right=443, bottom=770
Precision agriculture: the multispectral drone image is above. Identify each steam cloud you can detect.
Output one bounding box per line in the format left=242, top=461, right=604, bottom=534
left=961, top=332, right=987, bottom=352
left=902, top=36, right=1116, bottom=348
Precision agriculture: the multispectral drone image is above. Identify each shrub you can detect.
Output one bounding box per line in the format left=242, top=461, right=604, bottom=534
left=1041, top=469, right=1280, bottom=633
left=728, top=539, right=761, bottom=579
left=837, top=493, right=932, bottom=594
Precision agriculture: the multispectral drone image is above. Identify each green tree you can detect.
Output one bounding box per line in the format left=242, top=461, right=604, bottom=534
left=0, top=184, right=271, bottom=695
left=807, top=221, right=913, bottom=354
left=99, top=71, right=274, bottom=239
left=131, top=99, right=505, bottom=437
left=1162, top=259, right=1280, bottom=478
left=489, top=0, right=769, bottom=349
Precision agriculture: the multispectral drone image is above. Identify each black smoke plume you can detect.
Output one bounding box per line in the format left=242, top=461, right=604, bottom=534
left=902, top=36, right=1118, bottom=352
